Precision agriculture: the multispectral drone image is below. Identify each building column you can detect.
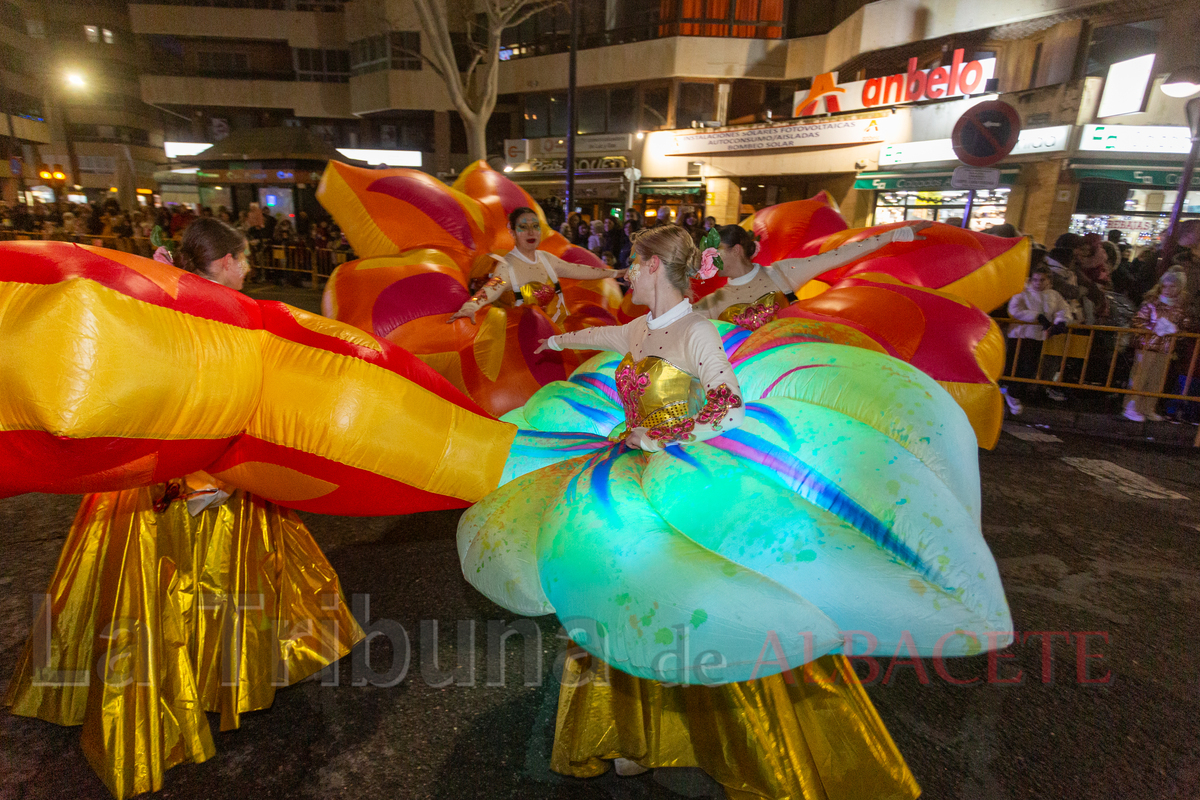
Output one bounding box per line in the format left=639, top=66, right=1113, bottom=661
left=1012, top=159, right=1077, bottom=246
left=434, top=111, right=451, bottom=176
left=705, top=176, right=741, bottom=224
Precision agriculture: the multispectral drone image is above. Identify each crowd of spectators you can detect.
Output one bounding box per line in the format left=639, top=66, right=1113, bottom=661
left=0, top=199, right=356, bottom=275
left=998, top=219, right=1200, bottom=421
left=554, top=205, right=718, bottom=269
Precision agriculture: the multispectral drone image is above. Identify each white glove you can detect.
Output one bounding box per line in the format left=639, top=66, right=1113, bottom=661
left=1153, top=316, right=1178, bottom=337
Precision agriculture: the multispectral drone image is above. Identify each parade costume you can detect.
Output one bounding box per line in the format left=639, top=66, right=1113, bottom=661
left=0, top=241, right=512, bottom=798
left=694, top=227, right=915, bottom=329
left=459, top=301, right=1012, bottom=797
left=5, top=478, right=363, bottom=799
left=318, top=161, right=623, bottom=418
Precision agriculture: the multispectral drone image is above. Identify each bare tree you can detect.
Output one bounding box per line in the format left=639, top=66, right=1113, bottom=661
left=410, top=0, right=562, bottom=163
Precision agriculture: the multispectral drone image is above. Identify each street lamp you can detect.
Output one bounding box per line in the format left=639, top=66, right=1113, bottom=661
left=58, top=70, right=85, bottom=190
left=1161, top=67, right=1200, bottom=99
left=1156, top=67, right=1200, bottom=274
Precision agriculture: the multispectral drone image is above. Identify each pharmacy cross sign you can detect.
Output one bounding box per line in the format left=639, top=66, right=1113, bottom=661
left=951, top=101, right=1022, bottom=167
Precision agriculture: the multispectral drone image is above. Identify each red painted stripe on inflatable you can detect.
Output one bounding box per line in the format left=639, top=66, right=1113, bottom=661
left=838, top=278, right=993, bottom=384
left=0, top=241, right=262, bottom=327
left=0, top=431, right=233, bottom=496
left=208, top=436, right=471, bottom=515
left=367, top=174, right=477, bottom=251
left=255, top=301, right=493, bottom=416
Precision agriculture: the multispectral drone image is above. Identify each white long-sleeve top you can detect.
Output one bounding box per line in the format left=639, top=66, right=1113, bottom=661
left=547, top=299, right=745, bottom=443
left=1007, top=285, right=1074, bottom=340
left=692, top=226, right=915, bottom=319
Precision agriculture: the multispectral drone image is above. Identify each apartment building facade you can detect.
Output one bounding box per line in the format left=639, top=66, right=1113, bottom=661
left=6, top=0, right=1197, bottom=246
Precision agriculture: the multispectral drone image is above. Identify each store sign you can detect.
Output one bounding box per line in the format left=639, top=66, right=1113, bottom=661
left=505, top=134, right=633, bottom=165
left=793, top=51, right=996, bottom=117
left=1079, top=125, right=1192, bottom=154
left=880, top=125, right=1070, bottom=165
left=854, top=169, right=1018, bottom=191
left=663, top=115, right=888, bottom=156
left=1071, top=166, right=1199, bottom=189
left=194, top=169, right=323, bottom=184
left=525, top=156, right=630, bottom=171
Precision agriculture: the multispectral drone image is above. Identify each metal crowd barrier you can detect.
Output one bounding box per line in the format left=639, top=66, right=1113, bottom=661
left=0, top=230, right=351, bottom=286
left=997, top=317, right=1200, bottom=445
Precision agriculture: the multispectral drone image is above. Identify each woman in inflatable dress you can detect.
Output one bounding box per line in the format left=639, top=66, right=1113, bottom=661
left=5, top=218, right=364, bottom=800
left=693, top=221, right=929, bottom=329
left=448, top=206, right=621, bottom=327
left=457, top=223, right=1010, bottom=798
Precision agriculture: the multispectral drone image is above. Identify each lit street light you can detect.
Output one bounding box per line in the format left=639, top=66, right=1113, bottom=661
left=1157, top=67, right=1200, bottom=274
left=65, top=72, right=86, bottom=89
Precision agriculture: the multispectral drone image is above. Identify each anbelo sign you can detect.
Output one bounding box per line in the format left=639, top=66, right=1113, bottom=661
left=794, top=50, right=996, bottom=117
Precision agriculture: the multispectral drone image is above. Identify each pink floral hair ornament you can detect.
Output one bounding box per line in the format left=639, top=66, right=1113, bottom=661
left=697, top=228, right=723, bottom=280
left=152, top=246, right=174, bottom=266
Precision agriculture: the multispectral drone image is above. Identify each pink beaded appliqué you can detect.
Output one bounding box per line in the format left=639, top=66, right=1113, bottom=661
left=730, top=302, right=779, bottom=331
left=615, top=362, right=650, bottom=430
left=471, top=274, right=505, bottom=304
left=647, top=418, right=696, bottom=444
left=696, top=384, right=742, bottom=429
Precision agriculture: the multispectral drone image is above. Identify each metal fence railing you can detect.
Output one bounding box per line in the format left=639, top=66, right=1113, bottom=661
left=997, top=317, right=1200, bottom=445
left=0, top=231, right=352, bottom=286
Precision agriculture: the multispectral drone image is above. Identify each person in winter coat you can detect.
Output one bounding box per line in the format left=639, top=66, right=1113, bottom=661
left=1004, top=263, right=1074, bottom=413
left=1124, top=268, right=1189, bottom=422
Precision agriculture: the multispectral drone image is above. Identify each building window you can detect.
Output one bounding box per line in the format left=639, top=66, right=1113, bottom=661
left=350, top=32, right=421, bottom=76
left=84, top=25, right=98, bottom=43
left=102, top=28, right=114, bottom=44
left=640, top=85, right=670, bottom=130
left=676, top=83, right=713, bottom=129
left=1086, top=18, right=1163, bottom=77
left=198, top=51, right=250, bottom=75
left=390, top=31, right=421, bottom=70
left=295, top=48, right=350, bottom=82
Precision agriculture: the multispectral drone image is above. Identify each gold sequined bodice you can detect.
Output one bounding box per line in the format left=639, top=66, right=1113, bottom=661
left=614, top=353, right=704, bottom=434
left=716, top=291, right=788, bottom=326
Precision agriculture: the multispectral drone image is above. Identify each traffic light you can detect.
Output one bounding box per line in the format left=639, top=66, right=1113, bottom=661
left=38, top=165, right=52, bottom=181
left=52, top=165, right=66, bottom=181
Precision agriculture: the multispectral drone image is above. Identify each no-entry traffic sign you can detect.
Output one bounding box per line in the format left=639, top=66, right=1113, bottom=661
left=952, top=101, right=1021, bottom=167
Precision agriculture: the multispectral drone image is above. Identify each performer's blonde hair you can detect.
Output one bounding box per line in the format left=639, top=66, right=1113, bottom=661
left=630, top=224, right=700, bottom=294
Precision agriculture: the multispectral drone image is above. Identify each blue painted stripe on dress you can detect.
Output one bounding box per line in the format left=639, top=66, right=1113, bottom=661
left=564, top=398, right=621, bottom=425
left=587, top=445, right=621, bottom=511
left=722, top=328, right=752, bottom=354
left=745, top=402, right=795, bottom=444
left=570, top=372, right=620, bottom=404
left=708, top=429, right=939, bottom=584
left=517, top=430, right=609, bottom=442
left=664, top=444, right=705, bottom=472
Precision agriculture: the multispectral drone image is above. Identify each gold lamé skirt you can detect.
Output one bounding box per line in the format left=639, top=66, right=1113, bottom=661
left=551, top=647, right=921, bottom=800
left=4, top=484, right=365, bottom=799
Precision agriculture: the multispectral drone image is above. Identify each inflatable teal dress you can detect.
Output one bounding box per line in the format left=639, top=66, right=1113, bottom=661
left=458, top=301, right=1011, bottom=798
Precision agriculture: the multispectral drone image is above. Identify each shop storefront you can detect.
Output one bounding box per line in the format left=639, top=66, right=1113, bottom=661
left=1067, top=163, right=1200, bottom=247
left=855, top=170, right=1020, bottom=229
left=504, top=134, right=634, bottom=220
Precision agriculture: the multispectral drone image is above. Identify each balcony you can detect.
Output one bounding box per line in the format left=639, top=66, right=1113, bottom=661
left=140, top=74, right=352, bottom=118
left=500, top=2, right=787, bottom=63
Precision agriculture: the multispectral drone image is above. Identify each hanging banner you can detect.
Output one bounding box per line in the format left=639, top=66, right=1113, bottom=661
left=663, top=114, right=890, bottom=156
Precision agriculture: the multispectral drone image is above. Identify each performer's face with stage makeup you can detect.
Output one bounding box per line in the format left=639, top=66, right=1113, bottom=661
left=512, top=212, right=541, bottom=252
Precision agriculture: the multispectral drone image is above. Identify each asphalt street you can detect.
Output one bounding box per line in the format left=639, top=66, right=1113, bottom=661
left=2, top=289, right=1198, bottom=799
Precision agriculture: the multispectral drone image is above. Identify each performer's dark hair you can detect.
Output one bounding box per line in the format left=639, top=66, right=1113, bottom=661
left=176, top=217, right=246, bottom=276
left=507, top=206, right=538, bottom=230
left=717, top=224, right=756, bottom=259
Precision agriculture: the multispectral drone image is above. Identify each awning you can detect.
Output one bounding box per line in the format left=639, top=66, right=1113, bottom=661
left=1067, top=162, right=1196, bottom=190
left=853, top=169, right=1019, bottom=191
left=638, top=180, right=704, bottom=196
